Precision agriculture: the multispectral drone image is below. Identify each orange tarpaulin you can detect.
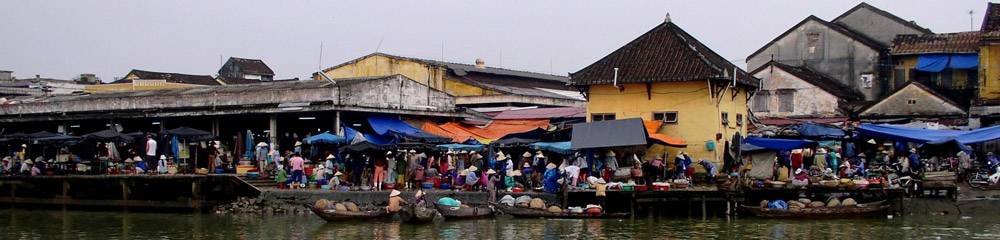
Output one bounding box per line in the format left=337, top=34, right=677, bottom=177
left=422, top=119, right=549, bottom=143
left=644, top=120, right=687, bottom=147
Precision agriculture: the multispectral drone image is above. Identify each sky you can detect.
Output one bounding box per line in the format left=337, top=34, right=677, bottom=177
left=0, top=0, right=990, bottom=81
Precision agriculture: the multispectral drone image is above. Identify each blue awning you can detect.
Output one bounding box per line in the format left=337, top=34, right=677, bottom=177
left=436, top=143, right=485, bottom=151
left=367, top=116, right=450, bottom=143
left=928, top=125, right=1000, bottom=145
left=857, top=124, right=963, bottom=144
left=916, top=54, right=949, bottom=72
left=792, top=122, right=845, bottom=139
left=948, top=54, right=979, bottom=69
left=531, top=141, right=573, bottom=155
left=306, top=132, right=346, bottom=145
left=742, top=137, right=817, bottom=151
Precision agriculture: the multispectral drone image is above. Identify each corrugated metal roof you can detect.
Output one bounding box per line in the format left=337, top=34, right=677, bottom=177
left=492, top=107, right=586, bottom=120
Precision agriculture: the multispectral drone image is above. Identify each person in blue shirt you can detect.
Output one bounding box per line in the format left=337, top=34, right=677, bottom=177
left=908, top=148, right=923, bottom=173
left=542, top=163, right=560, bottom=194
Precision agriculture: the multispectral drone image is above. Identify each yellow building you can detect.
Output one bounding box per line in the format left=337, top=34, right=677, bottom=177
left=313, top=52, right=584, bottom=108
left=86, top=69, right=219, bottom=93
left=570, top=20, right=757, bottom=164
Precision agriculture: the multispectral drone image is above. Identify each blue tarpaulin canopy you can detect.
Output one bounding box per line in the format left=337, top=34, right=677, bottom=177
left=436, top=143, right=484, bottom=151
left=857, top=124, right=962, bottom=144
left=366, top=116, right=451, bottom=143
left=948, top=54, right=979, bottom=69
left=792, top=122, right=846, bottom=139
left=742, top=137, right=817, bottom=151
left=306, top=132, right=346, bottom=145
left=917, top=54, right=979, bottom=72
left=858, top=124, right=1000, bottom=145
left=916, top=54, right=949, bottom=72
left=530, top=141, right=573, bottom=155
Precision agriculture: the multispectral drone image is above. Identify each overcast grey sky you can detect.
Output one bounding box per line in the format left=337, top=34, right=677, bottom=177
left=0, top=0, right=990, bottom=81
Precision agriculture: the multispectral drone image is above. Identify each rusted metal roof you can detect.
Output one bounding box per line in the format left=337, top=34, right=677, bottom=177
left=890, top=31, right=980, bottom=55
left=492, top=107, right=585, bottom=120
left=225, top=57, right=274, bottom=76
left=570, top=21, right=757, bottom=87
left=315, top=52, right=570, bottom=83
left=113, top=69, right=219, bottom=86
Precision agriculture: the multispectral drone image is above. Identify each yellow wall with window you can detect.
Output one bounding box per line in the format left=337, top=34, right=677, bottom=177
left=314, top=54, right=502, bottom=97
left=586, top=80, right=749, bottom=165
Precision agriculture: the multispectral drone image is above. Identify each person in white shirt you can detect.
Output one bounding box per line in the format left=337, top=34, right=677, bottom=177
left=157, top=155, right=169, bottom=174
left=145, top=135, right=157, bottom=171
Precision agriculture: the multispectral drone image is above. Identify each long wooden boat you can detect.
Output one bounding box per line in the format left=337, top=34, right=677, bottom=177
left=498, top=206, right=628, bottom=219
left=434, top=203, right=495, bottom=219
left=308, top=205, right=394, bottom=222
left=399, top=204, right=441, bottom=223
left=740, top=201, right=889, bottom=219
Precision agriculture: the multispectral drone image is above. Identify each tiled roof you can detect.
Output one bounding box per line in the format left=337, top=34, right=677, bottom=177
left=316, top=52, right=569, bottom=83
left=458, top=72, right=581, bottom=100
left=751, top=61, right=863, bottom=101
left=570, top=21, right=756, bottom=87
left=225, top=57, right=274, bottom=76
left=113, top=70, right=219, bottom=86
left=890, top=31, right=980, bottom=55
left=982, top=3, right=1000, bottom=40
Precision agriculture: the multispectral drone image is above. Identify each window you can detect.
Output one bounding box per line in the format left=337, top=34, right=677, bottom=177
left=653, top=112, right=679, bottom=124
left=806, top=32, right=821, bottom=57
left=861, top=74, right=874, bottom=89
left=907, top=99, right=917, bottom=105
left=736, top=113, right=744, bottom=126
left=591, top=113, right=615, bottom=122
left=752, top=91, right=770, bottom=112
left=778, top=89, right=795, bottom=112
left=721, top=112, right=729, bottom=125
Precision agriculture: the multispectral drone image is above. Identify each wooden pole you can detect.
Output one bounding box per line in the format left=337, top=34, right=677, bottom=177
left=701, top=195, right=707, bottom=220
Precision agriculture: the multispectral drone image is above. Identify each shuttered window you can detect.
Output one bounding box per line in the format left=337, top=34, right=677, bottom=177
left=778, top=90, right=795, bottom=112
left=752, top=91, right=770, bottom=112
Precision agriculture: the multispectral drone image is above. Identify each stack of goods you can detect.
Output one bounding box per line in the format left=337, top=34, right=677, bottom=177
left=762, top=197, right=861, bottom=209
left=313, top=199, right=362, bottom=212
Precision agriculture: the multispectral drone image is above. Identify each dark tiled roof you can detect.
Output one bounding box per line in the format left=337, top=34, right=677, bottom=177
left=225, top=57, right=274, bottom=76
left=832, top=2, right=933, bottom=35
left=982, top=3, right=1000, bottom=40
left=218, top=77, right=300, bottom=85
left=751, top=61, right=864, bottom=101
left=890, top=31, right=980, bottom=55
left=570, top=21, right=756, bottom=87
left=113, top=69, right=219, bottom=86
left=748, top=16, right=886, bottom=61
left=316, top=52, right=569, bottom=83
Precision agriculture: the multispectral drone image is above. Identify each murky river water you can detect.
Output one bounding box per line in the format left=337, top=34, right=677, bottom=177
left=2, top=209, right=1000, bottom=239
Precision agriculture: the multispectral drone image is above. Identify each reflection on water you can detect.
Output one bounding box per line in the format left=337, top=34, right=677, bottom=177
left=2, top=209, right=1000, bottom=239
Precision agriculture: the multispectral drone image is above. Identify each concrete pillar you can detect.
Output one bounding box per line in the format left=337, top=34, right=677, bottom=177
left=269, top=115, right=278, bottom=145
left=212, top=117, right=220, bottom=136
left=334, top=111, right=341, bottom=135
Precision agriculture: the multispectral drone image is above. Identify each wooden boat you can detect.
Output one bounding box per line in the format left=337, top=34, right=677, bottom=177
left=399, top=204, right=441, bottom=223
left=740, top=201, right=889, bottom=219
left=498, top=206, right=629, bottom=219
left=308, top=206, right=394, bottom=222
left=434, top=203, right=495, bottom=219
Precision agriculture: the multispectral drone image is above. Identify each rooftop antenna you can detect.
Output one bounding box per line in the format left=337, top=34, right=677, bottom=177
left=970, top=9, right=976, bottom=31
left=318, top=41, right=324, bottom=71
left=499, top=48, right=503, bottom=68
left=440, top=41, right=445, bottom=62
left=375, top=37, right=384, bottom=53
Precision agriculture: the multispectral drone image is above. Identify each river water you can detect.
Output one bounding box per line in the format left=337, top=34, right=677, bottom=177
left=2, top=209, right=999, bottom=239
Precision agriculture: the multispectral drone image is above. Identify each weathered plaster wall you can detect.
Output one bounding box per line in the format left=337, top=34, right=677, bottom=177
left=834, top=7, right=929, bottom=46
left=748, top=19, right=883, bottom=101
left=751, top=66, right=841, bottom=118
left=861, top=84, right=966, bottom=117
